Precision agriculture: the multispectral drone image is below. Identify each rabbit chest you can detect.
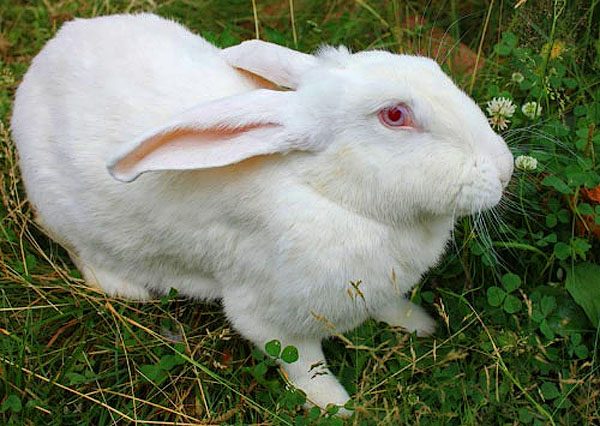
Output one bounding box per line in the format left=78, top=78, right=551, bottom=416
left=212, top=180, right=454, bottom=336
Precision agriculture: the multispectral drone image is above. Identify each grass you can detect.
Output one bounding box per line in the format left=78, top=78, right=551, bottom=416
left=1, top=0, right=600, bottom=424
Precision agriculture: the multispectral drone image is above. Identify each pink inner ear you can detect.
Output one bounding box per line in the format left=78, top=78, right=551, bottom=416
left=111, top=123, right=282, bottom=181
left=222, top=40, right=317, bottom=89
left=236, top=68, right=284, bottom=91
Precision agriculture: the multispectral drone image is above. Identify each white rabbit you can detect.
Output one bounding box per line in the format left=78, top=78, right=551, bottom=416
left=11, top=13, right=513, bottom=413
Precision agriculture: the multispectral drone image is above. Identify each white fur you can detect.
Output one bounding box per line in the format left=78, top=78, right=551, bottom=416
left=11, top=13, right=513, bottom=413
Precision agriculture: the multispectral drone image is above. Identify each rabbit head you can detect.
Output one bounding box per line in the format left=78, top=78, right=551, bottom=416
left=109, top=41, right=513, bottom=224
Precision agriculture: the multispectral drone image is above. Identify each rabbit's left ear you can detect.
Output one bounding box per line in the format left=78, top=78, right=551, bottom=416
left=222, top=40, right=317, bottom=89
left=107, top=89, right=312, bottom=182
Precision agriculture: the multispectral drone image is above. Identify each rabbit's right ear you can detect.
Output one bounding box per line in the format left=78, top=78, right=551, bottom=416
left=107, top=89, right=315, bottom=182
left=222, top=40, right=317, bottom=89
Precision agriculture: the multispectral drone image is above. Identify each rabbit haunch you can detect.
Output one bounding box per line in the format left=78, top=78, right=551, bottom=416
left=11, top=13, right=513, bottom=413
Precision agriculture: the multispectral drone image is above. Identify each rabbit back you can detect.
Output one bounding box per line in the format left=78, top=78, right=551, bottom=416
left=11, top=14, right=261, bottom=297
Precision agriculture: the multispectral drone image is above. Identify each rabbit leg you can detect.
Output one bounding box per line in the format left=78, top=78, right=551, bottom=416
left=222, top=301, right=350, bottom=413
left=72, top=254, right=151, bottom=300
left=280, top=337, right=351, bottom=413
left=373, top=298, right=436, bottom=336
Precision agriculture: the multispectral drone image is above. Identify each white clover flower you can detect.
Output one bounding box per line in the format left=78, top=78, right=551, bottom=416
left=486, top=97, right=516, bottom=118
left=511, top=72, right=524, bottom=83
left=486, top=97, right=516, bottom=130
left=488, top=115, right=510, bottom=130
left=515, top=155, right=538, bottom=171
left=521, top=101, right=542, bottom=119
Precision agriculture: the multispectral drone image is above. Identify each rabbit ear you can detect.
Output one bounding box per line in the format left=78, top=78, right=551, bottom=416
left=108, top=90, right=307, bottom=182
left=222, top=40, right=317, bottom=89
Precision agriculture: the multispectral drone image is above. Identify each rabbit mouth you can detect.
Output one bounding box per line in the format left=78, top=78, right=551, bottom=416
left=454, top=183, right=503, bottom=216
left=453, top=171, right=504, bottom=217
left=449, top=151, right=510, bottom=217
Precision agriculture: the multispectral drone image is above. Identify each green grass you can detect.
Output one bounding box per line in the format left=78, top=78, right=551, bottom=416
left=1, top=0, right=600, bottom=424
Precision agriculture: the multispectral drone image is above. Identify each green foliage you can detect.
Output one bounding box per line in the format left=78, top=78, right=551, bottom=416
left=264, top=339, right=299, bottom=364
left=265, top=339, right=282, bottom=358
left=487, top=273, right=523, bottom=313
left=139, top=351, right=187, bottom=385
left=566, top=262, right=600, bottom=326
left=281, top=345, right=299, bottom=363
left=0, top=395, right=22, bottom=414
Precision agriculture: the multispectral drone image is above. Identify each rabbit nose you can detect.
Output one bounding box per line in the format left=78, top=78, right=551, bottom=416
left=480, top=134, right=513, bottom=188
left=494, top=136, right=514, bottom=188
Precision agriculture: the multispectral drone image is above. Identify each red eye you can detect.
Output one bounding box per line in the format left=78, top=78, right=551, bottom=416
left=378, top=104, right=414, bottom=128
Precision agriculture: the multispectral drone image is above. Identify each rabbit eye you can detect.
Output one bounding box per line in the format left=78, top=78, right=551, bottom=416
left=378, top=104, right=413, bottom=128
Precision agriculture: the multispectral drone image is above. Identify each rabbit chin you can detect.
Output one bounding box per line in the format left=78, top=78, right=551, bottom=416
left=454, top=178, right=504, bottom=217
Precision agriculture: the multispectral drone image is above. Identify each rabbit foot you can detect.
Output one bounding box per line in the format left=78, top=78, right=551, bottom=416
left=223, top=298, right=352, bottom=415
left=373, top=298, right=436, bottom=336
left=297, top=373, right=352, bottom=417
left=281, top=339, right=352, bottom=416
left=74, top=256, right=151, bottom=300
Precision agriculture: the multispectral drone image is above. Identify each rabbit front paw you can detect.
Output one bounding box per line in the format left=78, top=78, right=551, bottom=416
left=224, top=303, right=353, bottom=416
left=292, top=369, right=351, bottom=415
left=275, top=339, right=351, bottom=415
